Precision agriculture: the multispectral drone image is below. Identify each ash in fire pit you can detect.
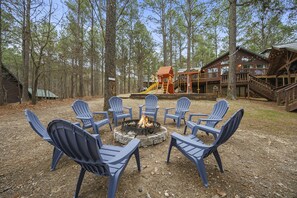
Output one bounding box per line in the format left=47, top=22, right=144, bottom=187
left=114, top=115, right=167, bottom=147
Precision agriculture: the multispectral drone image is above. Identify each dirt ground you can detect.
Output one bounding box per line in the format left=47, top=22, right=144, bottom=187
left=0, top=97, right=296, bottom=198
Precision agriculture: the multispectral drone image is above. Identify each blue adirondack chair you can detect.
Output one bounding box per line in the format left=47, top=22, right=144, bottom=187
left=108, top=96, right=132, bottom=126
left=72, top=100, right=112, bottom=134
left=25, top=109, right=64, bottom=171
left=139, top=94, right=159, bottom=122
left=164, top=97, right=191, bottom=128
left=184, top=99, right=229, bottom=135
left=47, top=119, right=141, bottom=198
left=166, top=109, right=244, bottom=187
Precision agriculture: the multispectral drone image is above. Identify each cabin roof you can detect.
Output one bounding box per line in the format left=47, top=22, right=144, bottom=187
left=267, top=42, right=297, bottom=75
left=28, top=88, right=58, bottom=98
left=2, top=65, right=58, bottom=99
left=271, top=42, right=297, bottom=53
left=201, top=46, right=267, bottom=70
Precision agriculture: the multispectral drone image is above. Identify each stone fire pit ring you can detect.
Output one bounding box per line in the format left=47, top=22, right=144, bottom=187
left=114, top=124, right=168, bottom=147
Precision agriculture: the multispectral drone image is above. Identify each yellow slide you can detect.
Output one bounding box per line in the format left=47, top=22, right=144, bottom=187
left=140, top=82, right=158, bottom=94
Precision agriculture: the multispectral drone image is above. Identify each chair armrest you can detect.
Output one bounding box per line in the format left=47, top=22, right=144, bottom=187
left=188, top=113, right=208, bottom=121
left=199, top=118, right=222, bottom=122
left=139, top=104, right=145, bottom=108
left=91, top=134, right=103, bottom=146
left=165, top=107, right=175, bottom=114
left=123, top=106, right=132, bottom=110
left=107, top=139, right=140, bottom=164
left=93, top=111, right=108, bottom=119
left=108, top=108, right=114, bottom=112
left=72, top=122, right=81, bottom=127
left=195, top=125, right=220, bottom=135
left=171, top=132, right=209, bottom=148
left=76, top=116, right=92, bottom=120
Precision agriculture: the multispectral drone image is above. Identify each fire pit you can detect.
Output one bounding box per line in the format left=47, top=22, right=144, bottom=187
left=114, top=115, right=167, bottom=147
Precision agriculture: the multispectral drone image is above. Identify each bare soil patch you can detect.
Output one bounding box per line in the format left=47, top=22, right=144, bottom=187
left=0, top=97, right=296, bottom=198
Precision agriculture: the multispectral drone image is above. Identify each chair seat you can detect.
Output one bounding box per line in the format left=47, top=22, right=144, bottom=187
left=83, top=118, right=110, bottom=129
left=116, top=113, right=131, bottom=119
left=176, top=134, right=205, bottom=159
left=166, top=114, right=179, bottom=120
left=143, top=111, right=156, bottom=116
left=100, top=145, right=127, bottom=175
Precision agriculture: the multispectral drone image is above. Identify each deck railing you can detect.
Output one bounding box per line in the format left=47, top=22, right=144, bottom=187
left=276, top=83, right=297, bottom=105
left=284, top=83, right=297, bottom=111
left=221, top=72, right=249, bottom=84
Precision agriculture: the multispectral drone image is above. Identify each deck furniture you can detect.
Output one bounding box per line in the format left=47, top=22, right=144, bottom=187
left=167, top=109, right=244, bottom=187
left=47, top=119, right=141, bottom=198
left=72, top=100, right=112, bottom=134
left=139, top=94, right=159, bottom=122
left=184, top=99, right=229, bottom=136
left=164, top=97, right=191, bottom=128
left=109, top=96, right=132, bottom=126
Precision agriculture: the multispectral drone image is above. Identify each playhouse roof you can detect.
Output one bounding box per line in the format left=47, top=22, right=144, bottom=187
left=157, top=66, right=174, bottom=76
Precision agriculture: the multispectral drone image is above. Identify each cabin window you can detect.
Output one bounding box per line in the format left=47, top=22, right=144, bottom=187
left=256, top=65, right=265, bottom=68
left=243, top=65, right=252, bottom=69
left=221, top=60, right=229, bottom=65
left=242, top=57, right=251, bottom=62
left=207, top=68, right=218, bottom=73
left=221, top=66, right=229, bottom=75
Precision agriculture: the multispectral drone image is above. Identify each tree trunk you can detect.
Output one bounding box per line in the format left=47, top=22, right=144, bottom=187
left=227, top=0, right=237, bottom=100
left=101, top=45, right=104, bottom=95
left=78, top=0, right=84, bottom=97
left=0, top=0, right=4, bottom=105
left=104, top=0, right=117, bottom=110
left=22, top=0, right=31, bottom=102
left=161, top=1, right=167, bottom=66
left=90, top=7, right=94, bottom=96
left=186, top=9, right=192, bottom=93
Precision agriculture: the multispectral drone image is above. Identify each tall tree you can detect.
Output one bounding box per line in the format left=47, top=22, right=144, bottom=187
left=227, top=0, right=237, bottom=100
left=178, top=0, right=204, bottom=93
left=22, top=0, right=31, bottom=102
left=0, top=0, right=3, bottom=105
left=104, top=0, right=116, bottom=110
left=144, top=0, right=169, bottom=66
left=30, top=0, right=55, bottom=104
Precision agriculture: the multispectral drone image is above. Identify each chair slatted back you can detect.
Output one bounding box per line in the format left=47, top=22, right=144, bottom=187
left=47, top=119, right=110, bottom=176
left=175, top=97, right=191, bottom=118
left=145, top=94, right=158, bottom=112
left=206, top=100, right=229, bottom=127
left=109, top=96, right=124, bottom=114
left=72, top=100, right=93, bottom=128
left=25, top=109, right=50, bottom=140
left=204, top=109, right=244, bottom=157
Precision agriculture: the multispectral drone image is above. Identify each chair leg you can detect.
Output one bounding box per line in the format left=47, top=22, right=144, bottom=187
left=177, top=118, right=180, bottom=128
left=109, top=123, right=113, bottom=131
left=166, top=137, right=175, bottom=163
left=213, top=150, right=224, bottom=173
left=134, top=148, right=141, bottom=172
left=115, top=118, right=118, bottom=127
left=107, top=175, right=120, bottom=198
left=164, top=115, right=166, bottom=125
left=51, top=147, right=63, bottom=171
left=74, top=167, right=86, bottom=198
left=183, top=125, right=187, bottom=135
left=196, top=160, right=209, bottom=187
